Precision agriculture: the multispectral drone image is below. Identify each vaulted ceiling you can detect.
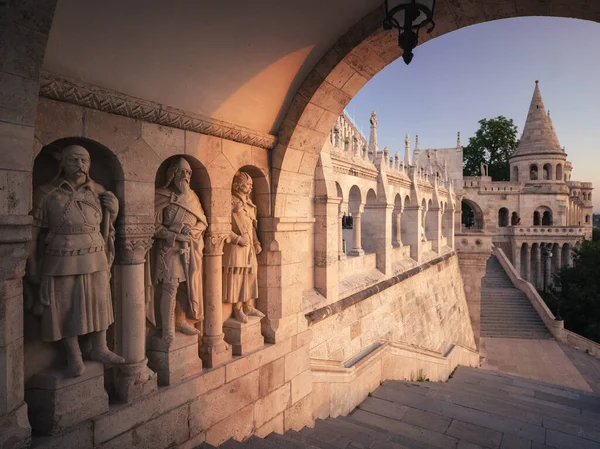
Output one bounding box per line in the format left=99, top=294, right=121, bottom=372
left=43, top=0, right=379, bottom=135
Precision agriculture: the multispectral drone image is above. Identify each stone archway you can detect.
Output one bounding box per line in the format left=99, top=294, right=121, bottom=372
left=272, top=1, right=600, bottom=219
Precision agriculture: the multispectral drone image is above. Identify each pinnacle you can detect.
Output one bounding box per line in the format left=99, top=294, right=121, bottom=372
left=512, top=81, right=564, bottom=158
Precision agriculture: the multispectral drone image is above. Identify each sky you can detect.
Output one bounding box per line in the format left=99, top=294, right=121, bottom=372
left=345, top=17, right=600, bottom=212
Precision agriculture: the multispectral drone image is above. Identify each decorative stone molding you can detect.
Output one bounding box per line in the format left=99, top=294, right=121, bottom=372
left=0, top=215, right=32, bottom=280
left=203, top=233, right=231, bottom=256
left=116, top=224, right=155, bottom=265
left=39, top=72, right=277, bottom=150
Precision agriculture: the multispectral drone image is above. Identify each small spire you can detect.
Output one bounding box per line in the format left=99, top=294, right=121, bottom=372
left=404, top=134, right=411, bottom=166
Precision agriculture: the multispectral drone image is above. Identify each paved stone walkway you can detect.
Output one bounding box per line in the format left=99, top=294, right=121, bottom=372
left=481, top=337, right=593, bottom=392
left=560, top=343, right=600, bottom=394
left=206, top=366, right=600, bottom=449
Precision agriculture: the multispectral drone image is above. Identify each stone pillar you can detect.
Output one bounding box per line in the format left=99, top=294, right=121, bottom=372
left=0, top=1, right=57, bottom=445
left=553, top=245, right=562, bottom=277
left=314, top=197, right=340, bottom=298
left=361, top=204, right=393, bottom=275
left=113, top=230, right=157, bottom=402
left=0, top=218, right=32, bottom=448
left=200, top=232, right=232, bottom=368
left=338, top=210, right=346, bottom=260
left=393, top=210, right=403, bottom=246
left=512, top=243, right=521, bottom=278
left=543, top=248, right=552, bottom=290
left=524, top=245, right=532, bottom=281
left=535, top=245, right=542, bottom=289
left=349, top=211, right=365, bottom=256
left=403, top=204, right=422, bottom=263
left=458, top=252, right=491, bottom=350
left=565, top=245, right=573, bottom=267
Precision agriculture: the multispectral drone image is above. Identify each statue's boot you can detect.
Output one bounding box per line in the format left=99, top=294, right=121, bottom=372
left=233, top=303, right=248, bottom=323
left=89, top=330, right=125, bottom=365
left=160, top=283, right=177, bottom=345
left=244, top=302, right=265, bottom=318
left=174, top=302, right=200, bottom=335
left=63, top=336, right=85, bottom=377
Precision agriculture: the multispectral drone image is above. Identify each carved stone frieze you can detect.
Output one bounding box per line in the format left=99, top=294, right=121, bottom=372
left=39, top=72, right=277, bottom=150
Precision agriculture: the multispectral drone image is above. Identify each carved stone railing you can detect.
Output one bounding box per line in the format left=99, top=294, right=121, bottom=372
left=510, top=226, right=586, bottom=237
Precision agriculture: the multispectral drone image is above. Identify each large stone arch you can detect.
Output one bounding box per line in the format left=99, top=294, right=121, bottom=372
left=272, top=0, right=600, bottom=219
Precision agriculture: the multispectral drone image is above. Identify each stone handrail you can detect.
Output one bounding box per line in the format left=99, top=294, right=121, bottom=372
left=510, top=226, right=586, bottom=236
left=563, top=330, right=600, bottom=358
left=492, top=247, right=565, bottom=340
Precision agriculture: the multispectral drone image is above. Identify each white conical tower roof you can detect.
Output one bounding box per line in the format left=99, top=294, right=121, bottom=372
left=512, top=81, right=564, bottom=157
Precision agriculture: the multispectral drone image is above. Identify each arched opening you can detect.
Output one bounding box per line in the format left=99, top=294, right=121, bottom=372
left=543, top=163, right=552, bottom=180
left=583, top=192, right=587, bottom=201
left=511, top=212, right=519, bottom=226
left=530, top=164, right=538, bottom=181
left=562, top=243, right=571, bottom=268
left=393, top=194, right=402, bottom=246
left=461, top=199, right=484, bottom=230
left=531, top=243, right=540, bottom=288
left=556, top=164, right=563, bottom=181
left=346, top=185, right=362, bottom=255
left=542, top=210, right=552, bottom=226
left=512, top=166, right=519, bottom=182
left=27, top=138, right=125, bottom=386
left=361, top=189, right=377, bottom=254
left=533, top=211, right=540, bottom=226
left=498, top=208, right=509, bottom=228
left=585, top=215, right=590, bottom=223
left=425, top=198, right=438, bottom=248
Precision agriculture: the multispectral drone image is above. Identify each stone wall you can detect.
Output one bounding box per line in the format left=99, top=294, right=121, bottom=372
left=308, top=253, right=476, bottom=363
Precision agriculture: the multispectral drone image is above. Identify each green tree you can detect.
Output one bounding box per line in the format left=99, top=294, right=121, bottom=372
left=545, top=239, right=600, bottom=343
left=463, top=116, right=519, bottom=181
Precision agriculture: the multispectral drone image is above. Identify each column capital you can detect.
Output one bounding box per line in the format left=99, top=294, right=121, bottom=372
left=116, top=223, right=155, bottom=265
left=204, top=232, right=231, bottom=256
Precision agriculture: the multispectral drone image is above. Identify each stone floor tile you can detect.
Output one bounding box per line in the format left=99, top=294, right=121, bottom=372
left=402, top=407, right=452, bottom=433
left=545, top=429, right=600, bottom=449
left=446, top=420, right=503, bottom=449
left=500, top=433, right=532, bottom=449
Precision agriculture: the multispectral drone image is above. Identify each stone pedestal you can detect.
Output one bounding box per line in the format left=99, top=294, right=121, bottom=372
left=25, top=362, right=108, bottom=435
left=147, top=334, right=203, bottom=386
left=115, top=358, right=157, bottom=402
left=223, top=316, right=264, bottom=356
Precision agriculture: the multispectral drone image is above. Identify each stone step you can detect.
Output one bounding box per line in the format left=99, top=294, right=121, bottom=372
left=265, top=433, right=320, bottom=449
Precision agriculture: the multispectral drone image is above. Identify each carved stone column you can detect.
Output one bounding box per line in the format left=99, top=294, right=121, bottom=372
left=535, top=245, right=542, bottom=289
left=0, top=216, right=32, bottom=447
left=349, top=211, right=365, bottom=256
left=114, top=226, right=157, bottom=402
left=512, top=243, right=521, bottom=278
left=524, top=244, right=532, bottom=281
left=200, top=232, right=232, bottom=368
left=553, top=245, right=562, bottom=278
left=338, top=211, right=346, bottom=260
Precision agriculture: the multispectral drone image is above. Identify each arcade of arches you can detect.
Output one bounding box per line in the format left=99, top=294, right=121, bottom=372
left=1, top=1, right=599, bottom=447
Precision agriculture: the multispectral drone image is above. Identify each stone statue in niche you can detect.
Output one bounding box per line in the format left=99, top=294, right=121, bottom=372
left=223, top=171, right=265, bottom=323
left=147, top=157, right=207, bottom=344
left=26, top=145, right=124, bottom=377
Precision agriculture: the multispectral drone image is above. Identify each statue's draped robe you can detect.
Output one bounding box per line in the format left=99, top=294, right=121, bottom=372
left=146, top=188, right=207, bottom=326
left=30, top=178, right=116, bottom=342
left=222, top=194, right=259, bottom=304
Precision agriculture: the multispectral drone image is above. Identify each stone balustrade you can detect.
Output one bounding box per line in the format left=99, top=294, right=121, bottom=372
left=511, top=226, right=586, bottom=236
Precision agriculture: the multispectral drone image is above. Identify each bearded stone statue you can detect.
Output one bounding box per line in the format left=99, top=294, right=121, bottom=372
left=26, top=145, right=124, bottom=377
left=146, top=157, right=207, bottom=344
left=223, top=171, right=265, bottom=323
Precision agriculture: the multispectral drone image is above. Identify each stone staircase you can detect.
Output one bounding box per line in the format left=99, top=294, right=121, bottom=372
left=201, top=366, right=600, bottom=448
left=481, top=256, right=551, bottom=339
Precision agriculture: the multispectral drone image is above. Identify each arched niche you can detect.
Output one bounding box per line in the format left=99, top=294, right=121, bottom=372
left=223, top=165, right=271, bottom=322
left=498, top=208, right=509, bottom=228
left=530, top=164, right=538, bottom=181
left=155, top=155, right=211, bottom=216
left=556, top=164, right=563, bottom=182
left=511, top=211, right=519, bottom=226
left=512, top=166, right=519, bottom=182
left=543, top=163, right=552, bottom=181
left=26, top=137, right=124, bottom=385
